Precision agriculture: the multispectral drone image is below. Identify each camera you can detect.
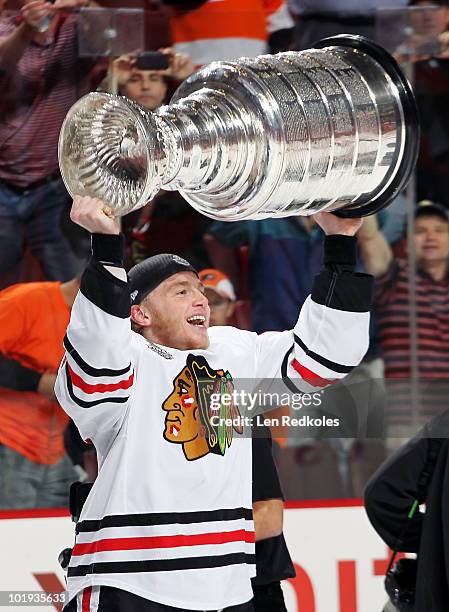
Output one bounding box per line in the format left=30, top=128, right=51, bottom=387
left=136, top=52, right=170, bottom=71
left=384, top=558, right=417, bottom=611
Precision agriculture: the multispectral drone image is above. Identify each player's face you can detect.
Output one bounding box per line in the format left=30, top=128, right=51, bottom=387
left=414, top=215, right=449, bottom=264
left=121, top=70, right=167, bottom=110
left=145, top=272, right=210, bottom=350
left=162, top=366, right=201, bottom=443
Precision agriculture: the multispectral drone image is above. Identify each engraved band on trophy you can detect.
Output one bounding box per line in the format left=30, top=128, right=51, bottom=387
left=58, top=35, right=419, bottom=220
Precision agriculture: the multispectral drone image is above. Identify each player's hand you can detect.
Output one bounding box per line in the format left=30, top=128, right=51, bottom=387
left=70, top=195, right=120, bottom=235
left=313, top=211, right=363, bottom=236
left=21, top=0, right=54, bottom=30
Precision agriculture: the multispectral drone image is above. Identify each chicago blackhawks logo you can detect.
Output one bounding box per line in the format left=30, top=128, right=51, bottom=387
left=162, top=355, right=242, bottom=461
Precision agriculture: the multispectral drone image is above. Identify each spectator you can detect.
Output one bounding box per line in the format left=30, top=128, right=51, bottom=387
left=199, top=268, right=295, bottom=611
left=405, top=0, right=449, bottom=206
left=166, top=0, right=294, bottom=65
left=118, top=58, right=170, bottom=110
left=112, top=49, right=211, bottom=270
left=206, top=217, right=323, bottom=333
left=357, top=200, right=449, bottom=429
left=199, top=268, right=236, bottom=326
left=0, top=276, right=80, bottom=509
left=408, top=0, right=449, bottom=42
left=398, top=0, right=449, bottom=61
left=113, top=48, right=194, bottom=110
left=0, top=0, right=99, bottom=285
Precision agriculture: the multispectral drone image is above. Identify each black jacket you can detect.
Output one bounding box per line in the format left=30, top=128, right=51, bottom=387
left=364, top=412, right=449, bottom=611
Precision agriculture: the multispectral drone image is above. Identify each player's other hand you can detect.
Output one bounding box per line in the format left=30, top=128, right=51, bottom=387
left=70, top=196, right=120, bottom=235
left=313, top=211, right=363, bottom=236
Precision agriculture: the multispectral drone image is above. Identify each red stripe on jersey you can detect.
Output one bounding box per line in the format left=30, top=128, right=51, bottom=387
left=67, top=364, right=134, bottom=394
left=72, top=529, right=255, bottom=556
left=82, top=587, right=92, bottom=612
left=291, top=359, right=337, bottom=387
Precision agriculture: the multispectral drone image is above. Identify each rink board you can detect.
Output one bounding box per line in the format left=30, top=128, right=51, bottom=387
left=0, top=502, right=392, bottom=612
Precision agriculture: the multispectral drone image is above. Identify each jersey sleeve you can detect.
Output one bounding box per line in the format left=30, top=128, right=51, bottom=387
left=254, top=235, right=373, bottom=392
left=55, top=235, right=135, bottom=453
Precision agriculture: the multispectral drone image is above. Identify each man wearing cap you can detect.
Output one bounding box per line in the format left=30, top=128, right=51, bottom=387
left=56, top=195, right=372, bottom=612
left=198, top=269, right=236, bottom=327
left=357, top=201, right=449, bottom=429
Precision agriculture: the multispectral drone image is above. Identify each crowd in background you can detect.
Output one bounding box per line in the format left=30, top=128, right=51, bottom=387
left=0, top=0, right=449, bottom=510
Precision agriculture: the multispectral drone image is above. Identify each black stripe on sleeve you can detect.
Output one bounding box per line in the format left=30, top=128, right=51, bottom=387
left=81, top=258, right=130, bottom=319
left=281, top=345, right=304, bottom=394
left=312, top=269, right=374, bottom=313
left=76, top=507, right=253, bottom=533
left=64, top=335, right=131, bottom=378
left=294, top=334, right=353, bottom=374
left=65, top=364, right=130, bottom=409
left=68, top=553, right=256, bottom=577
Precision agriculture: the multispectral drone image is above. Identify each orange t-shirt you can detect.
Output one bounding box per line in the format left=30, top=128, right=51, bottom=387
left=0, top=282, right=70, bottom=464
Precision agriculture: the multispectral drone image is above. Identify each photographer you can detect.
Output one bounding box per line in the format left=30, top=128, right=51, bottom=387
left=365, top=410, right=449, bottom=611
left=0, top=0, right=98, bottom=285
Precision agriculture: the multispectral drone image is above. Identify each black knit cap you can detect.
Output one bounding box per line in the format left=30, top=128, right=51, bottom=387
left=128, top=254, right=198, bottom=305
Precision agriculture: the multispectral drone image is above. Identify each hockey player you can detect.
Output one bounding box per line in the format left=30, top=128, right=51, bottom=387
left=57, top=196, right=372, bottom=611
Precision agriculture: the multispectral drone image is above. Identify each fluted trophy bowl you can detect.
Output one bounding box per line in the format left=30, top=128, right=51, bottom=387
left=59, top=35, right=419, bottom=220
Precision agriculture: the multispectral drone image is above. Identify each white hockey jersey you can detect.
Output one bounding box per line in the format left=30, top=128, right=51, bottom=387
left=55, top=249, right=372, bottom=610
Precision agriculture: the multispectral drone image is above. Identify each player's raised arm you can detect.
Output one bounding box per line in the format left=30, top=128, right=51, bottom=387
left=254, top=213, right=373, bottom=391
left=55, top=197, right=135, bottom=453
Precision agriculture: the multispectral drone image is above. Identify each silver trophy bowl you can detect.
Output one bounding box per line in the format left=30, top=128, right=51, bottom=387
left=58, top=35, right=419, bottom=220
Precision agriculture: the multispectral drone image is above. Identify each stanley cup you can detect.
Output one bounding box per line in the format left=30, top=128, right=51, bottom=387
left=58, top=35, right=419, bottom=220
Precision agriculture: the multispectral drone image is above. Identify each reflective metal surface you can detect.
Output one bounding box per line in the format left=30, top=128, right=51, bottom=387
left=59, top=36, right=419, bottom=219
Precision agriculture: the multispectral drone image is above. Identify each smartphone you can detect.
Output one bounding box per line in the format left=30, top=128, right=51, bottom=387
left=136, top=52, right=170, bottom=71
